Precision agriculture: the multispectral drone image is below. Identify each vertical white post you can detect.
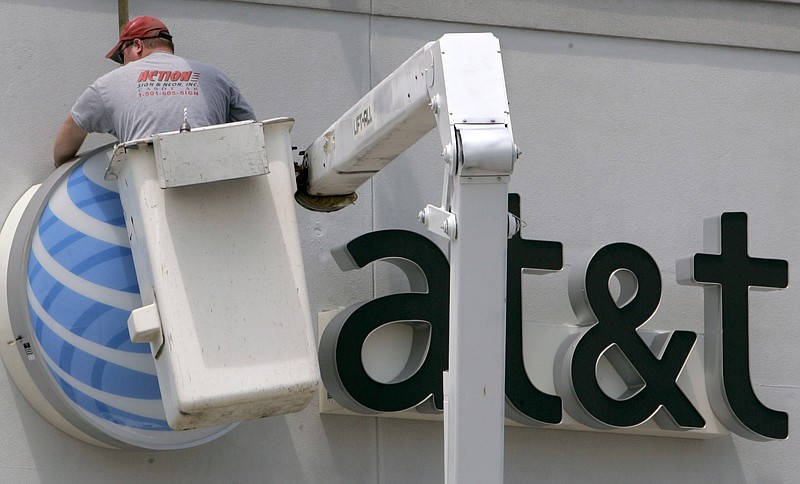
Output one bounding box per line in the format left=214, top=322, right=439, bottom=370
left=301, top=32, right=516, bottom=482
left=445, top=174, right=509, bottom=483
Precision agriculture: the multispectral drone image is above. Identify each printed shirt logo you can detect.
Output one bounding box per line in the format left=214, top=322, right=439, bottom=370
left=136, top=70, right=200, bottom=97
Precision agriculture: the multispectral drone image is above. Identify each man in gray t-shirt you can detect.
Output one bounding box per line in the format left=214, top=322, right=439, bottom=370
left=54, top=15, right=256, bottom=167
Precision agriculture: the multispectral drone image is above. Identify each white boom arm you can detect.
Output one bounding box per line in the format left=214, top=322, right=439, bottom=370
left=301, top=33, right=519, bottom=483
left=298, top=33, right=519, bottom=211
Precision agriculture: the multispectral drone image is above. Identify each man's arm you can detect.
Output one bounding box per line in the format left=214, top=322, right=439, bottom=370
left=227, top=82, right=257, bottom=122
left=53, top=115, right=88, bottom=167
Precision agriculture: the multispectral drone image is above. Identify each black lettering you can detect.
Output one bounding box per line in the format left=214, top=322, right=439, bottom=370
left=559, top=243, right=704, bottom=430
left=684, top=212, right=788, bottom=440
left=318, top=230, right=449, bottom=413
left=504, top=194, right=564, bottom=425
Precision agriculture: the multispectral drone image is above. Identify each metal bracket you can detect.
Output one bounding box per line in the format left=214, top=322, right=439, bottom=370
left=105, top=139, right=152, bottom=181
left=457, top=125, right=516, bottom=176
left=418, top=204, right=457, bottom=240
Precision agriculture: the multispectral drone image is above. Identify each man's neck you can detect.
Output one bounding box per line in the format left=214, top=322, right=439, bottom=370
left=142, top=48, right=174, bottom=58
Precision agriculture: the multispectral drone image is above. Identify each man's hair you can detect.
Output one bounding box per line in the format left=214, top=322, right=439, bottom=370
left=142, top=36, right=175, bottom=53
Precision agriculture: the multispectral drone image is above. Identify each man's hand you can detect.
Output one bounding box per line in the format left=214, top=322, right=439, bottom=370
left=53, top=115, right=88, bottom=167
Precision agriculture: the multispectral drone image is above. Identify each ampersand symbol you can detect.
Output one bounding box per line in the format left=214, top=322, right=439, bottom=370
left=557, top=243, right=705, bottom=430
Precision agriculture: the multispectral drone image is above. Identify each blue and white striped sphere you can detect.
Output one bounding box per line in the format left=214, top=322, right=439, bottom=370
left=24, top=151, right=231, bottom=448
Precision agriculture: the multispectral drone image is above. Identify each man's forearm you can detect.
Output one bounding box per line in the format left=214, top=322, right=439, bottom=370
left=53, top=115, right=88, bottom=167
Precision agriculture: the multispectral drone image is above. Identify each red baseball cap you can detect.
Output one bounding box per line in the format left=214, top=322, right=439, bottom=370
left=106, top=16, right=172, bottom=63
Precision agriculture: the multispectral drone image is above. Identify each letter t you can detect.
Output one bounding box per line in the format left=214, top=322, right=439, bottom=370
left=677, top=212, right=788, bottom=440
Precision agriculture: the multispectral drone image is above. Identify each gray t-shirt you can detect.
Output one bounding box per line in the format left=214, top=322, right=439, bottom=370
left=71, top=52, right=256, bottom=141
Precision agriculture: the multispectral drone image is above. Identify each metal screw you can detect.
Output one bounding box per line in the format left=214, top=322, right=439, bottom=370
left=441, top=216, right=457, bottom=238
left=442, top=143, right=454, bottom=164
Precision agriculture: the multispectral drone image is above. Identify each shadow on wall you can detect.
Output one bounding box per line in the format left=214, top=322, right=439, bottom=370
left=13, top=383, right=312, bottom=483
left=504, top=425, right=746, bottom=483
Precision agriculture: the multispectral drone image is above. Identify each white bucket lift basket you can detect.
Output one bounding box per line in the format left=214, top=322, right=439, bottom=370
left=108, top=118, right=319, bottom=430
left=0, top=118, right=318, bottom=449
